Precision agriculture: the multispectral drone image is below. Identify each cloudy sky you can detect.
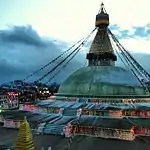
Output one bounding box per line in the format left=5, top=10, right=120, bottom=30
left=0, top=0, right=150, bottom=84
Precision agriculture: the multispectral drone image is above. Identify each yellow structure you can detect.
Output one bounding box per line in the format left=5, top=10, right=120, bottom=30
left=15, top=116, right=34, bottom=150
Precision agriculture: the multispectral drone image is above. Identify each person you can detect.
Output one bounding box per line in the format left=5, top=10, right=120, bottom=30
left=131, top=126, right=135, bottom=137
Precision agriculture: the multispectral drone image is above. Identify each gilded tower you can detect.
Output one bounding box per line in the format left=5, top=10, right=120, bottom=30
left=86, top=3, right=117, bottom=66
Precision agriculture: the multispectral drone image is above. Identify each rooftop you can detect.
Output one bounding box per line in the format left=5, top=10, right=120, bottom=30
left=0, top=128, right=150, bottom=150
left=71, top=116, right=150, bottom=129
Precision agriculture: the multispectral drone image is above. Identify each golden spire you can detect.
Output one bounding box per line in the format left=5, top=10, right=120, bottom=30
left=86, top=3, right=117, bottom=66
left=96, top=2, right=109, bottom=27
left=15, top=116, right=34, bottom=150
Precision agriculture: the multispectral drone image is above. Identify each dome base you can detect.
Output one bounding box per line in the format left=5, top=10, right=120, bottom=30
left=58, top=66, right=146, bottom=96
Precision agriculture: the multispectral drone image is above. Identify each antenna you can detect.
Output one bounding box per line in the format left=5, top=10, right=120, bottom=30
left=99, top=2, right=107, bottom=13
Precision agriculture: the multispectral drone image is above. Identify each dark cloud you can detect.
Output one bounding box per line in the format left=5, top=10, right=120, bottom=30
left=0, top=25, right=46, bottom=47
left=0, top=25, right=149, bottom=85
left=0, top=25, right=83, bottom=84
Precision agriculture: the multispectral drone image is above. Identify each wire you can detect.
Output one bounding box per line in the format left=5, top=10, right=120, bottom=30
left=45, top=29, right=96, bottom=84
left=108, top=29, right=149, bottom=93
left=34, top=28, right=96, bottom=83
left=35, top=44, right=81, bottom=83
left=110, top=30, right=148, bottom=92
left=46, top=49, right=88, bottom=84
left=108, top=29, right=150, bottom=81
left=109, top=32, right=130, bottom=71
left=116, top=42, right=147, bottom=90
left=23, top=33, right=91, bottom=81
left=45, top=47, right=81, bottom=84
left=117, top=43, right=149, bottom=93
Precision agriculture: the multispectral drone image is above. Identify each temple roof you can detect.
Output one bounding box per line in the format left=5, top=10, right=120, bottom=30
left=83, top=103, right=150, bottom=110
left=71, top=116, right=132, bottom=129
left=70, top=116, right=150, bottom=129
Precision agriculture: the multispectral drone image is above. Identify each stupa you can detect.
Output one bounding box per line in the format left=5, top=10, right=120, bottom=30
left=52, top=3, right=150, bottom=141
left=34, top=3, right=150, bottom=142
left=1, top=3, right=150, bottom=150
left=58, top=3, right=145, bottom=97
left=15, top=116, right=34, bottom=150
